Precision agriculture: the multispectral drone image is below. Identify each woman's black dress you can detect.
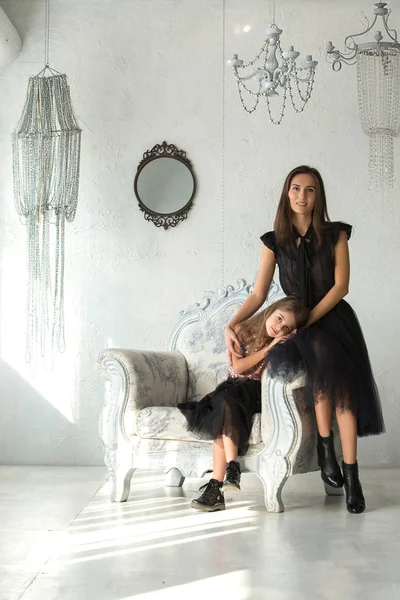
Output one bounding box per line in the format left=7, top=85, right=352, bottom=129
left=261, top=221, right=384, bottom=437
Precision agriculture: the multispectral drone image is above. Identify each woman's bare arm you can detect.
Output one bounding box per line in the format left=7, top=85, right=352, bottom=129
left=227, top=245, right=276, bottom=329
left=225, top=244, right=276, bottom=362
left=307, top=231, right=350, bottom=326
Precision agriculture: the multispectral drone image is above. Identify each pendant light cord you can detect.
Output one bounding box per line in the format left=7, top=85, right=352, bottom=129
left=221, top=0, right=226, bottom=287
left=44, top=0, right=50, bottom=66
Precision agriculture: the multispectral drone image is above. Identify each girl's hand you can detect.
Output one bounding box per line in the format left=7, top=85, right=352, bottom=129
left=224, top=326, right=243, bottom=365
left=266, top=329, right=297, bottom=352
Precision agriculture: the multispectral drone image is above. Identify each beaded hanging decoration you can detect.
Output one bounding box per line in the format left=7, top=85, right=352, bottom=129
left=12, top=0, right=81, bottom=362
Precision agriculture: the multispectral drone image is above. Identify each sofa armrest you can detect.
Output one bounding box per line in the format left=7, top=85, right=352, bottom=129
left=260, top=372, right=305, bottom=444
left=97, top=349, right=188, bottom=411
left=286, top=374, right=306, bottom=392
left=96, top=349, right=187, bottom=502
left=260, top=371, right=306, bottom=465
left=260, top=371, right=321, bottom=479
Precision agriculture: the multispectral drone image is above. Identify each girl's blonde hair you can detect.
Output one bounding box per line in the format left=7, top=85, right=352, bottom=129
left=234, top=296, right=309, bottom=351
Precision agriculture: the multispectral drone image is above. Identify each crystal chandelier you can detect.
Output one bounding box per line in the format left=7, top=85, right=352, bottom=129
left=12, top=0, right=81, bottom=362
left=327, top=2, right=400, bottom=196
left=226, top=0, right=318, bottom=125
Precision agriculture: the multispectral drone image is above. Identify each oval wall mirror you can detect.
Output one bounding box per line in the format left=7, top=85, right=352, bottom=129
left=134, top=142, right=196, bottom=230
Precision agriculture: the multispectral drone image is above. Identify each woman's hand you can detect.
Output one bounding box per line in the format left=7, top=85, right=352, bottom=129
left=224, top=325, right=243, bottom=365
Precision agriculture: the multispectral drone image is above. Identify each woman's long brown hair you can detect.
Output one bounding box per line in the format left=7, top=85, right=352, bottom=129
left=274, top=165, right=331, bottom=248
left=234, top=296, right=310, bottom=352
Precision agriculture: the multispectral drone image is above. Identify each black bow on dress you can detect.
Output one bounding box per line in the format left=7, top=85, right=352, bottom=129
left=294, top=225, right=313, bottom=308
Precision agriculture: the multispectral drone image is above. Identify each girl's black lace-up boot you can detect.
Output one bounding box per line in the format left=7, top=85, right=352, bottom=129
left=191, top=479, right=225, bottom=512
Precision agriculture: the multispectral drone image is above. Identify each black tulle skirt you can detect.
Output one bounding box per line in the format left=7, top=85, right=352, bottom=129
left=266, top=299, right=385, bottom=437
left=178, top=378, right=261, bottom=456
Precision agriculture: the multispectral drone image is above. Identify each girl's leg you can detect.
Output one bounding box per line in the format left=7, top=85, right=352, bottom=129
left=191, top=439, right=226, bottom=512
left=222, top=434, right=239, bottom=463
left=221, top=434, right=241, bottom=492
left=213, top=437, right=227, bottom=481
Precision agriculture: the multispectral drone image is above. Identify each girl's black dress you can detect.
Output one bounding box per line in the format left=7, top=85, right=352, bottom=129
left=178, top=354, right=264, bottom=456
left=178, top=377, right=261, bottom=456
left=262, top=221, right=384, bottom=437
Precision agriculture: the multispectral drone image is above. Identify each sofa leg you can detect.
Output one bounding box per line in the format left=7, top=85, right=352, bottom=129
left=258, top=456, right=289, bottom=513
left=165, top=468, right=185, bottom=487
left=111, top=466, right=135, bottom=502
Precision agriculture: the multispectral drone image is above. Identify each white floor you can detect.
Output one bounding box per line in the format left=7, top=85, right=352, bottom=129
left=1, top=466, right=399, bottom=600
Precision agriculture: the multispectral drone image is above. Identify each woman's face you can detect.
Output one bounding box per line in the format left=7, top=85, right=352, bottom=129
left=288, top=173, right=317, bottom=217
left=266, top=309, right=297, bottom=338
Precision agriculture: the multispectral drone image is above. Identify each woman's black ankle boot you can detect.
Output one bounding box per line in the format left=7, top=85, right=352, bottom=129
left=317, top=431, right=344, bottom=488
left=342, top=461, right=366, bottom=514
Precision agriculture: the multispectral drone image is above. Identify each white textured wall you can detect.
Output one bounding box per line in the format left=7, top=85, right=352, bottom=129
left=0, top=0, right=399, bottom=466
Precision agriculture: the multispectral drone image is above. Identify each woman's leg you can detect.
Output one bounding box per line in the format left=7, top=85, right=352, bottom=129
left=335, top=408, right=357, bottom=464
left=315, top=393, right=343, bottom=488
left=336, top=407, right=365, bottom=514
left=314, top=393, right=332, bottom=436
left=213, top=437, right=227, bottom=481
left=315, top=391, right=357, bottom=463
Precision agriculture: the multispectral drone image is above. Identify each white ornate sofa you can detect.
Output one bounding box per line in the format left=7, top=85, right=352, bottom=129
left=97, top=279, right=342, bottom=512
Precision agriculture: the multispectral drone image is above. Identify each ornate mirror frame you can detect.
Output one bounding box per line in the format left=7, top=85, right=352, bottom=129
left=134, top=141, right=196, bottom=230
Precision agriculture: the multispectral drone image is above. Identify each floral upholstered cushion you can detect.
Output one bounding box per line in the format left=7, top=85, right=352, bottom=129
left=135, top=405, right=262, bottom=445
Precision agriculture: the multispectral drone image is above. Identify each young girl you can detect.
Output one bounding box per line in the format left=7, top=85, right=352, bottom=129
left=179, top=297, right=309, bottom=512
left=225, top=165, right=385, bottom=514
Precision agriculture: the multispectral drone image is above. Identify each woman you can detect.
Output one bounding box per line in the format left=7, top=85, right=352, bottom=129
left=225, top=165, right=384, bottom=514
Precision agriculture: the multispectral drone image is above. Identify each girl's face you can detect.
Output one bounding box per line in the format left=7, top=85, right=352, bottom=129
left=288, top=173, right=317, bottom=217
left=266, top=309, right=297, bottom=338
